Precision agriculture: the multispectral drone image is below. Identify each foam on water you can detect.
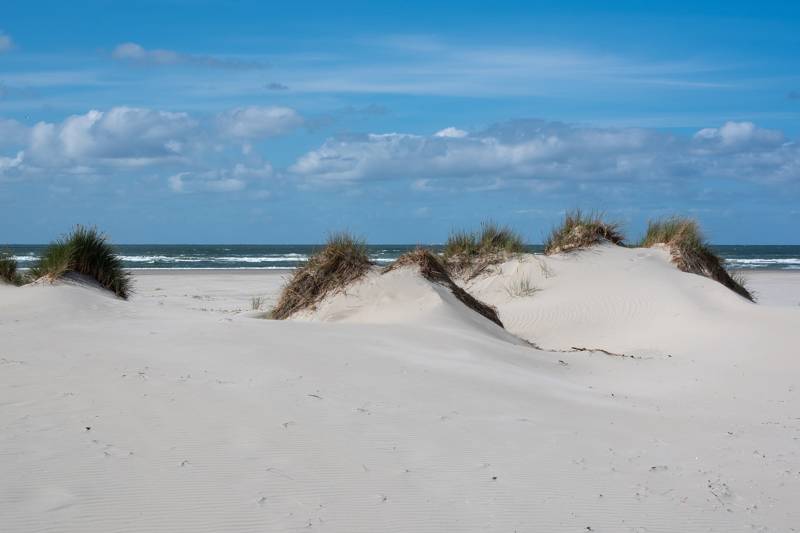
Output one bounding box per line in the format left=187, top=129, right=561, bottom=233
left=6, top=244, right=800, bottom=270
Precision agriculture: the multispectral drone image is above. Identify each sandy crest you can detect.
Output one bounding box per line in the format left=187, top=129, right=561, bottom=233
left=1, top=250, right=799, bottom=532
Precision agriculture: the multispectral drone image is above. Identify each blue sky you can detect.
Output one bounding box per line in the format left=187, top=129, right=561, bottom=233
left=1, top=1, right=799, bottom=244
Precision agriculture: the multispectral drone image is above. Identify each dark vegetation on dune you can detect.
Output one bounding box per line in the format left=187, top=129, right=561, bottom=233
left=639, top=217, right=754, bottom=301
left=544, top=210, right=625, bottom=255
left=30, top=226, right=132, bottom=299
left=5, top=215, right=754, bottom=307
left=0, top=250, right=25, bottom=286
left=443, top=221, right=524, bottom=279
left=384, top=248, right=505, bottom=328
left=271, top=232, right=373, bottom=319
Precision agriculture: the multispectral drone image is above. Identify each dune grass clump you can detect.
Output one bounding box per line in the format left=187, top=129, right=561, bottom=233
left=0, top=250, right=26, bottom=286
left=384, top=248, right=504, bottom=327
left=505, top=276, right=540, bottom=298
left=250, top=295, right=265, bottom=311
left=639, top=217, right=753, bottom=301
left=29, top=242, right=71, bottom=281
left=443, top=221, right=525, bottom=278
left=271, top=232, right=373, bottom=319
left=544, top=210, right=624, bottom=255
left=29, top=226, right=131, bottom=299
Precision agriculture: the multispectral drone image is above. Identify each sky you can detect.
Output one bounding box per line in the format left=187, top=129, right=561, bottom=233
left=1, top=0, right=799, bottom=244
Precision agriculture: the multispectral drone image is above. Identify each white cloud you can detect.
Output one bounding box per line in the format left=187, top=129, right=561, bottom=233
left=111, top=42, right=266, bottom=69
left=290, top=120, right=800, bottom=186
left=167, top=173, right=186, bottom=192
left=0, top=151, right=23, bottom=175
left=434, top=127, right=468, bottom=138
left=169, top=172, right=246, bottom=193
left=0, top=31, right=13, bottom=53
left=167, top=162, right=272, bottom=194
left=112, top=42, right=180, bottom=64
left=217, top=106, right=303, bottom=139
left=5, top=107, right=797, bottom=196
left=0, top=105, right=294, bottom=189
left=693, top=121, right=784, bottom=149
left=26, top=107, right=198, bottom=167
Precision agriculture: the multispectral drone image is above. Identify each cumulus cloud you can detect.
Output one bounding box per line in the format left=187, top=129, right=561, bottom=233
left=434, top=127, right=468, bottom=138
left=693, top=121, right=784, bottom=150
left=0, top=151, right=23, bottom=175
left=5, top=108, right=796, bottom=197
left=289, top=120, right=799, bottom=186
left=26, top=107, right=198, bottom=167
left=217, top=106, right=303, bottom=138
left=0, top=105, right=295, bottom=190
left=112, top=42, right=267, bottom=69
left=0, top=31, right=13, bottom=53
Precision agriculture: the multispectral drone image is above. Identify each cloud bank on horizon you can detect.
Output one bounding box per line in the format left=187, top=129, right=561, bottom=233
left=0, top=1, right=799, bottom=243
left=2, top=107, right=795, bottom=188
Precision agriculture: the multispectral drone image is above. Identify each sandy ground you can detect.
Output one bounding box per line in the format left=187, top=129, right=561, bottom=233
left=1, top=246, right=799, bottom=532
left=737, top=270, right=800, bottom=307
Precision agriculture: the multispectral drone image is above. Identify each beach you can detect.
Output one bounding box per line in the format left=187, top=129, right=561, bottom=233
left=1, top=245, right=799, bottom=532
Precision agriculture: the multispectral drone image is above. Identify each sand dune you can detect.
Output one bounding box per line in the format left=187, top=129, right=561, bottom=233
left=291, top=260, right=519, bottom=345
left=1, top=251, right=799, bottom=532
left=465, top=245, right=797, bottom=357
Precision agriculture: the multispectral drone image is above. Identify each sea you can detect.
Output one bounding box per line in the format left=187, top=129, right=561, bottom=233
left=4, top=244, right=800, bottom=271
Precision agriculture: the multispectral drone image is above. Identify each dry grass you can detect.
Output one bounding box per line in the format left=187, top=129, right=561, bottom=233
left=443, top=221, right=524, bottom=279
left=544, top=210, right=624, bottom=255
left=250, top=296, right=265, bottom=311
left=29, top=226, right=132, bottom=299
left=270, top=232, right=373, bottom=319
left=384, top=248, right=504, bottom=328
left=639, top=216, right=754, bottom=301
left=504, top=277, right=540, bottom=298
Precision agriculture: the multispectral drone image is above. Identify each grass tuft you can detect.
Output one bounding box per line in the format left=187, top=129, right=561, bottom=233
left=0, top=250, right=26, bottom=286
left=250, top=296, right=265, bottom=311
left=504, top=277, right=540, bottom=298
left=271, top=231, right=373, bottom=319
left=639, top=216, right=754, bottom=301
left=443, top=230, right=479, bottom=258
left=384, top=248, right=504, bottom=327
left=544, top=210, right=624, bottom=255
left=29, top=226, right=132, bottom=299
left=443, top=221, right=524, bottom=278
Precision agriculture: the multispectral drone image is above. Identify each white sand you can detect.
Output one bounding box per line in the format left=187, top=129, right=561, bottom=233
left=1, top=246, right=799, bottom=532
left=736, top=270, right=800, bottom=308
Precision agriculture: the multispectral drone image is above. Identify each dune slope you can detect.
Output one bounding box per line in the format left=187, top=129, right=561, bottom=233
left=1, top=262, right=799, bottom=532
left=290, top=262, right=516, bottom=344
left=464, top=245, right=795, bottom=359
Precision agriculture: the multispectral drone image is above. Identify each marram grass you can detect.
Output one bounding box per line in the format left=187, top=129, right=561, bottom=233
left=0, top=250, right=26, bottom=286
left=384, top=248, right=504, bottom=327
left=544, top=210, right=624, bottom=255
left=444, top=221, right=524, bottom=258
left=271, top=231, right=372, bottom=319
left=443, top=221, right=524, bottom=278
left=639, top=216, right=753, bottom=301
left=30, top=226, right=132, bottom=299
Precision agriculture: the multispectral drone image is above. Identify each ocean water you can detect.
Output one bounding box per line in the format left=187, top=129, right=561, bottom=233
left=4, top=244, right=800, bottom=270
